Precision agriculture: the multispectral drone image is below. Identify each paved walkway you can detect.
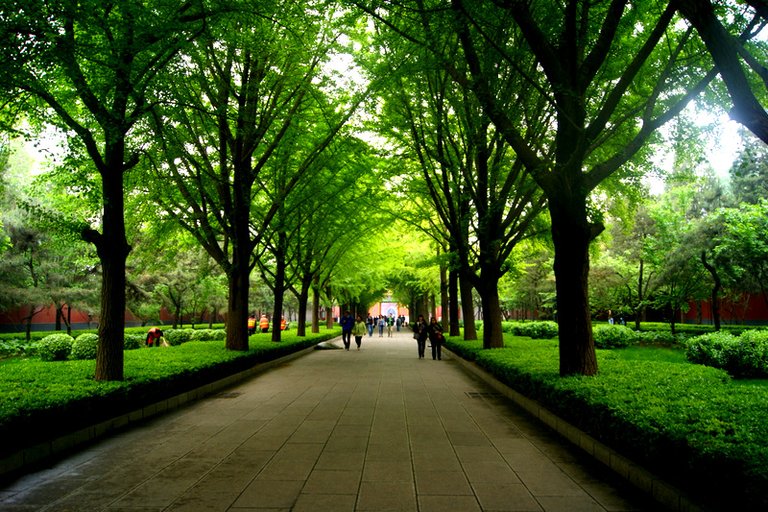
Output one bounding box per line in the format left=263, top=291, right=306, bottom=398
left=0, top=330, right=658, bottom=511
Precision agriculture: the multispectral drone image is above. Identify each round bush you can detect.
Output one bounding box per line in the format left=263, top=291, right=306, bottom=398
left=124, top=333, right=144, bottom=350
left=593, top=324, right=638, bottom=349
left=164, top=329, right=192, bottom=346
left=71, top=333, right=99, bottom=360
left=511, top=321, right=559, bottom=339
left=38, top=333, right=74, bottom=362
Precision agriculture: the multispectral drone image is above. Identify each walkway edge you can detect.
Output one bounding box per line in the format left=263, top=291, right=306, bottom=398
left=447, top=349, right=704, bottom=512
left=0, top=343, right=320, bottom=482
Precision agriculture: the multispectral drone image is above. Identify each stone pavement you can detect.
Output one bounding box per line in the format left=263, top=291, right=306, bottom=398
left=0, top=329, right=659, bottom=511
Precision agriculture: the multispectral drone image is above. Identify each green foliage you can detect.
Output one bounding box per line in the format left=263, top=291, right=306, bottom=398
left=189, top=329, right=226, bottom=342
left=509, top=321, right=558, bottom=339
left=686, top=330, right=768, bottom=378
left=124, top=333, right=144, bottom=350
left=163, top=329, right=192, bottom=346
left=70, top=333, right=99, bottom=360
left=37, top=334, right=73, bottom=361
left=592, top=324, right=638, bottom=348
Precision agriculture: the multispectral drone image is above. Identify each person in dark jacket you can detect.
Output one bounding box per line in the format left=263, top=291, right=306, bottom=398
left=340, top=310, right=355, bottom=350
left=427, top=317, right=444, bottom=360
left=412, top=315, right=428, bottom=359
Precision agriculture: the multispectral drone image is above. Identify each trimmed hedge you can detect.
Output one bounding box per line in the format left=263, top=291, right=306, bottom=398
left=686, top=330, right=768, bottom=378
left=508, top=321, right=559, bottom=339
left=592, top=324, right=637, bottom=348
left=445, top=334, right=768, bottom=510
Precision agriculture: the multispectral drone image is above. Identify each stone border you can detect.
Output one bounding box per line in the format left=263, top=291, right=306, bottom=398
left=448, top=350, right=704, bottom=512
left=0, top=343, right=319, bottom=481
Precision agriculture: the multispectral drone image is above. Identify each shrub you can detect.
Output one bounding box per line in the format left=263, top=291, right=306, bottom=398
left=635, top=330, right=687, bottom=345
left=510, top=321, right=558, bottom=339
left=38, top=334, right=74, bottom=362
left=70, top=334, right=99, bottom=360
left=593, top=324, right=637, bottom=349
left=189, top=329, right=226, bottom=342
left=686, top=330, right=768, bottom=378
left=164, top=329, right=192, bottom=346
left=124, top=334, right=144, bottom=350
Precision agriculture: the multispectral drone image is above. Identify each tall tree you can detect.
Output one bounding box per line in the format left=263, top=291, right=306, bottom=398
left=447, top=0, right=720, bottom=374
left=0, top=0, right=207, bottom=380
left=366, top=18, right=547, bottom=347
left=144, top=3, right=367, bottom=350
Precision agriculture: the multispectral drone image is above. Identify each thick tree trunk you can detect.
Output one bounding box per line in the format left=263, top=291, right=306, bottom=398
left=226, top=265, right=250, bottom=351
left=551, top=212, right=598, bottom=376
left=477, top=276, right=504, bottom=349
left=94, top=159, right=129, bottom=381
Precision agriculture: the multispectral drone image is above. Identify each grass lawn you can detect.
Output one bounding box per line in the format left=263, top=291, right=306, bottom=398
left=445, top=333, right=768, bottom=510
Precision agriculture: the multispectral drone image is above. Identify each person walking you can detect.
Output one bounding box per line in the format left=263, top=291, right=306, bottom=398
left=386, top=315, right=394, bottom=337
left=352, top=314, right=367, bottom=350
left=427, top=316, right=444, bottom=360
left=378, top=315, right=386, bottom=337
left=247, top=315, right=257, bottom=335
left=366, top=315, right=374, bottom=337
left=340, top=310, right=355, bottom=350
left=413, top=315, right=428, bottom=359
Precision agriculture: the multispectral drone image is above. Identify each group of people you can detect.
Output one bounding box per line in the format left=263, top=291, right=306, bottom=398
left=411, top=315, right=445, bottom=360
left=339, top=311, right=445, bottom=359
left=363, top=314, right=407, bottom=337
left=247, top=314, right=288, bottom=335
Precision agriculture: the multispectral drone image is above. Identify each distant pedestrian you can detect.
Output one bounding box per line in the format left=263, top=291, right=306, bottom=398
left=378, top=316, right=386, bottom=337
left=387, top=315, right=394, bottom=337
left=366, top=315, right=374, bottom=337
left=352, top=314, right=367, bottom=350
left=340, top=310, right=355, bottom=350
left=259, top=314, right=269, bottom=333
left=413, top=315, right=428, bottom=359
left=247, top=315, right=257, bottom=335
left=427, top=317, right=444, bottom=360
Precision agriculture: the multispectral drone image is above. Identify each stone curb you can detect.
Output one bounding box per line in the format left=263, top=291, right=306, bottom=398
left=447, top=349, right=704, bottom=512
left=0, top=342, right=320, bottom=481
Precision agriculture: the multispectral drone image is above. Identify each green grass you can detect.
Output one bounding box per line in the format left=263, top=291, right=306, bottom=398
left=445, top=333, right=768, bottom=510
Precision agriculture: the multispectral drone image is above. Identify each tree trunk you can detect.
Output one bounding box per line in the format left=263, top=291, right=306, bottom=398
left=311, top=277, right=320, bottom=333
left=701, top=251, right=721, bottom=331
left=440, top=255, right=449, bottom=332
left=459, top=269, right=477, bottom=340
left=297, top=278, right=311, bottom=336
left=271, top=232, right=287, bottom=343
left=551, top=210, right=598, bottom=377
left=94, top=158, right=129, bottom=382
left=449, top=267, right=460, bottom=336
left=477, top=276, right=504, bottom=349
